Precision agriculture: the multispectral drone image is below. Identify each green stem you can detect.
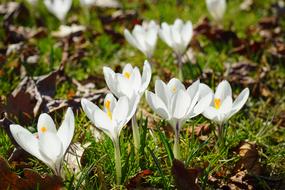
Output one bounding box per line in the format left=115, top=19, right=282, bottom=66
left=177, top=54, right=183, bottom=81
left=217, top=122, right=224, bottom=148
left=173, top=122, right=181, bottom=159
left=113, top=138, right=121, bottom=184
left=132, top=113, right=140, bottom=156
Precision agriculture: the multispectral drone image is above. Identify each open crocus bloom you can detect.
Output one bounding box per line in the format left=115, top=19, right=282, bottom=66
left=206, top=0, right=226, bottom=22
left=44, top=0, right=72, bottom=21
left=10, top=108, right=75, bottom=176
left=81, top=93, right=138, bottom=141
left=158, top=19, right=193, bottom=57
left=202, top=80, right=250, bottom=124
left=103, top=60, right=152, bottom=102
left=146, top=78, right=212, bottom=130
left=124, top=21, right=159, bottom=58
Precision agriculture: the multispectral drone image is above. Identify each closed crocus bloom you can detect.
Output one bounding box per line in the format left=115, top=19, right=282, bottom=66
left=206, top=0, right=226, bottom=22
left=146, top=78, right=212, bottom=159
left=81, top=94, right=138, bottom=142
left=159, top=19, right=193, bottom=57
left=202, top=80, right=249, bottom=124
left=44, top=0, right=72, bottom=22
left=81, top=94, right=138, bottom=184
left=10, top=108, right=75, bottom=176
left=124, top=21, right=159, bottom=58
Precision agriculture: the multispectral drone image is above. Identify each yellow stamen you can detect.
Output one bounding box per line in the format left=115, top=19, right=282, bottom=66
left=214, top=98, right=221, bottom=109
left=105, top=100, right=112, bottom=119
left=172, top=86, right=177, bottom=93
left=105, top=100, right=111, bottom=110
left=40, top=127, right=47, bottom=133
left=124, top=72, right=131, bottom=79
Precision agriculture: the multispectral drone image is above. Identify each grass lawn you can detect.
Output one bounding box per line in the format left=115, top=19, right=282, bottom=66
left=0, top=0, right=285, bottom=189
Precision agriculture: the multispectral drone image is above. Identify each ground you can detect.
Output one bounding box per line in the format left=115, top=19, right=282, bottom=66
left=0, top=0, right=285, bottom=189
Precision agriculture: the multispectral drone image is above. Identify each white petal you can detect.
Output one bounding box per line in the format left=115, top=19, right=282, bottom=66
left=203, top=107, right=219, bottom=121
left=37, top=113, right=57, bottom=137
left=93, top=106, right=114, bottom=134
left=132, top=25, right=147, bottom=52
left=81, top=98, right=97, bottom=123
left=167, top=78, right=186, bottom=94
left=140, top=60, right=152, bottom=94
left=39, top=132, right=63, bottom=164
left=155, top=79, right=171, bottom=107
left=113, top=96, right=129, bottom=128
left=145, top=91, right=170, bottom=119
left=57, top=108, right=75, bottom=153
left=206, top=0, right=226, bottom=21
left=122, top=64, right=134, bottom=75
left=10, top=125, right=45, bottom=162
left=159, top=23, right=173, bottom=48
left=145, top=28, right=158, bottom=54
left=181, top=21, right=193, bottom=48
left=214, top=80, right=232, bottom=102
left=104, top=93, right=117, bottom=112
left=124, top=29, right=139, bottom=50
left=103, top=67, right=120, bottom=97
left=117, top=74, right=134, bottom=98
left=192, top=92, right=213, bottom=117
left=199, top=83, right=213, bottom=99
left=219, top=95, right=233, bottom=114
left=171, top=89, right=191, bottom=119
left=187, top=80, right=200, bottom=100
left=230, top=88, right=249, bottom=117
left=173, top=19, right=183, bottom=31
left=130, top=67, right=142, bottom=92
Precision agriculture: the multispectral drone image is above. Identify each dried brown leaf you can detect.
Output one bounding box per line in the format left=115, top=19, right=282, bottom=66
left=126, top=169, right=152, bottom=190
left=172, top=159, right=201, bottom=190
left=0, top=157, right=63, bottom=190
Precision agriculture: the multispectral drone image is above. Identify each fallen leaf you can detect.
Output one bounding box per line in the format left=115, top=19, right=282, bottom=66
left=171, top=159, right=201, bottom=190
left=235, top=141, right=261, bottom=175
left=224, top=61, right=257, bottom=86
left=0, top=157, right=63, bottom=190
left=126, top=169, right=152, bottom=189
left=5, top=69, right=61, bottom=123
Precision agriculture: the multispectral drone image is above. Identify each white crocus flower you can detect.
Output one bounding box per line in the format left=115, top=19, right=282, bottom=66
left=124, top=21, right=159, bottom=59
left=206, top=0, right=226, bottom=22
left=146, top=78, right=212, bottom=159
left=159, top=19, right=193, bottom=57
left=103, top=60, right=152, bottom=153
left=158, top=19, right=193, bottom=80
left=44, top=0, right=72, bottom=22
left=9, top=108, right=75, bottom=176
left=202, top=80, right=250, bottom=125
left=81, top=94, right=138, bottom=184
left=103, top=60, right=151, bottom=101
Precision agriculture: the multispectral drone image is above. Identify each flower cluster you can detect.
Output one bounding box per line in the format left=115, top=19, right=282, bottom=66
left=9, top=0, right=250, bottom=186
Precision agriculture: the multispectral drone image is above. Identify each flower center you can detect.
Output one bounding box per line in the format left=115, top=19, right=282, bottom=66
left=214, top=98, right=221, bottom=109
left=105, top=100, right=112, bottom=119
left=40, top=127, right=47, bottom=133
left=172, top=86, right=177, bottom=93
left=123, top=72, right=131, bottom=79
